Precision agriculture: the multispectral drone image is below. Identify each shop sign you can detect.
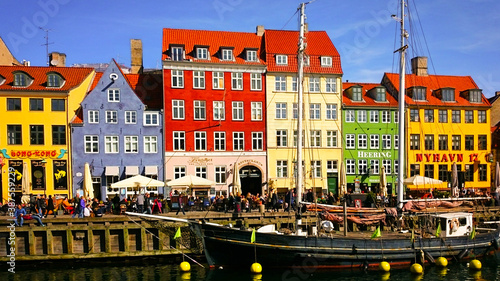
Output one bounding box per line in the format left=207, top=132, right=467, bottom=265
left=53, top=160, right=68, bottom=190
left=8, top=160, right=23, bottom=191
left=357, top=151, right=391, bottom=159
left=31, top=160, right=45, bottom=190
left=415, top=153, right=481, bottom=163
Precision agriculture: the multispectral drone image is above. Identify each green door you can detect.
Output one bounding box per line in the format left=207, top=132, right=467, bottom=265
left=327, top=175, right=338, bottom=196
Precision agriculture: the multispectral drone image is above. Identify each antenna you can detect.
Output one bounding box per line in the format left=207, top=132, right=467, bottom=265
left=39, top=27, right=54, bottom=66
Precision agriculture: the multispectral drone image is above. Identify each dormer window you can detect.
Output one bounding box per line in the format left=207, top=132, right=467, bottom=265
left=196, top=47, right=208, bottom=60
left=321, top=56, right=332, bottom=67
left=441, top=88, right=455, bottom=102
left=410, top=86, right=426, bottom=101
left=375, top=87, right=386, bottom=102
left=170, top=46, right=184, bottom=61
left=469, top=89, right=482, bottom=103
left=0, top=74, right=5, bottom=86
left=276, top=55, right=288, bottom=65
left=13, top=72, right=31, bottom=87
left=47, top=72, right=64, bottom=88
left=352, top=87, right=362, bottom=101
left=246, top=49, right=257, bottom=62
left=221, top=48, right=233, bottom=61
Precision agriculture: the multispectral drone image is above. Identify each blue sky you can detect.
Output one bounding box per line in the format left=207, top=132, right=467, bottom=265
left=1, top=0, right=499, bottom=97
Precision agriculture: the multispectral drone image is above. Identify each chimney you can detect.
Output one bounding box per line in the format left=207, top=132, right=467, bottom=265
left=130, top=39, right=143, bottom=74
left=256, top=25, right=265, bottom=37
left=49, top=52, right=66, bottom=67
left=496, top=91, right=500, bottom=96
left=411, top=56, right=428, bottom=76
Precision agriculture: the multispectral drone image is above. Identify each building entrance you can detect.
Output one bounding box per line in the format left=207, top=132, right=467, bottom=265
left=239, top=165, right=262, bottom=196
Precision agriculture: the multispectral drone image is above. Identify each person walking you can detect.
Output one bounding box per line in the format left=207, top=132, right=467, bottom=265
left=136, top=193, right=144, bottom=213
left=47, top=195, right=56, bottom=218
left=144, top=193, right=152, bottom=214
left=176, top=194, right=186, bottom=215
left=72, top=194, right=81, bottom=218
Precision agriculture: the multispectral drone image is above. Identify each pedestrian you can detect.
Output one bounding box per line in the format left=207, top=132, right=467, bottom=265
left=36, top=195, right=43, bottom=217
left=144, top=193, right=152, bottom=214
left=78, top=196, right=85, bottom=218
left=176, top=194, right=186, bottom=215
left=271, top=190, right=278, bottom=212
left=47, top=195, right=56, bottom=218
left=136, top=193, right=144, bottom=213
left=72, top=194, right=80, bottom=218
left=14, top=204, right=26, bottom=227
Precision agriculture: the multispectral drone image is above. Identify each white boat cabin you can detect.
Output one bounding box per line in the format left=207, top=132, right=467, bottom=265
left=432, top=212, right=473, bottom=238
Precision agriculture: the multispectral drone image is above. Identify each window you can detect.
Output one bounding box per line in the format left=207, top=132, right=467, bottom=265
left=252, top=132, right=263, bottom=150
left=195, top=166, right=207, bottom=179
left=352, top=87, right=362, bottom=101
left=276, top=130, right=287, bottom=147
left=311, top=161, right=321, bottom=178
left=195, top=132, right=207, bottom=151
left=478, top=111, right=487, bottom=123
left=382, top=111, right=391, bottom=123
left=174, top=166, right=186, bottom=179
left=326, top=104, right=337, bottom=120
left=88, top=110, right=99, bottom=123
left=196, top=48, right=208, bottom=59
left=7, top=98, right=21, bottom=111
left=479, top=164, right=487, bottom=181
left=325, top=78, right=336, bottom=93
left=105, top=111, right=117, bottom=123
left=52, top=125, right=66, bottom=145
left=438, top=135, right=448, bottom=150
left=277, top=160, right=288, bottom=178
left=214, top=132, right=226, bottom=151
left=293, top=130, right=304, bottom=147
left=425, top=135, right=434, bottom=150
left=326, top=131, right=337, bottom=147
left=465, top=110, right=474, bottom=123
left=231, top=72, right=243, bottom=90
left=424, top=109, right=434, bottom=122
left=247, top=50, right=257, bottom=62
left=382, top=135, right=391, bottom=149
left=233, top=132, right=244, bottom=151
left=251, top=73, right=262, bottom=90
left=144, top=112, right=159, bottom=126
left=424, top=164, right=434, bottom=179
left=345, top=110, right=355, bottom=122
left=346, top=159, right=355, bottom=174
left=346, top=134, right=355, bottom=149
left=478, top=135, right=487, bottom=150
left=375, top=87, right=386, bottom=102
left=382, top=160, right=392, bottom=174
left=144, top=136, right=157, bottom=153
left=370, top=110, right=379, bottom=123
left=108, top=89, right=120, bottom=102
left=171, top=46, right=183, bottom=61
left=276, top=55, right=287, bottom=65
left=370, top=135, right=379, bottom=149
left=309, top=103, right=320, bottom=120
left=47, top=73, right=63, bottom=87
left=125, top=111, right=137, bottom=124
left=213, top=72, right=224, bottom=89
left=442, top=88, right=455, bottom=102
left=410, top=109, right=419, bottom=122
left=394, top=160, right=399, bottom=174
left=310, top=130, right=321, bottom=147
left=410, top=134, right=420, bottom=150
left=452, top=110, right=461, bottom=123
left=276, top=103, right=287, bottom=119
left=358, top=134, right=367, bottom=149
left=394, top=135, right=399, bottom=149
left=105, top=136, right=119, bottom=153
left=13, top=72, right=28, bottom=86
left=394, top=111, right=399, bottom=123
left=438, top=110, right=448, bottom=123
left=213, top=101, right=225, bottom=120
left=292, top=103, right=302, bottom=119
left=292, top=77, right=297, bottom=92
left=30, top=98, right=43, bottom=111
left=465, top=164, right=473, bottom=181
left=369, top=160, right=379, bottom=175
left=410, top=164, right=420, bottom=177
left=222, top=49, right=233, bottom=61
left=327, top=160, right=338, bottom=172
left=194, top=100, right=206, bottom=120
left=171, top=70, right=184, bottom=88
left=124, top=136, right=138, bottom=153
left=172, top=100, right=185, bottom=119
left=215, top=166, right=226, bottom=184
left=412, top=87, right=426, bottom=101
left=358, top=159, right=368, bottom=174
left=84, top=135, right=98, bottom=153
left=232, top=101, right=244, bottom=120
left=357, top=110, right=367, bottom=123
left=193, top=71, right=205, bottom=89
left=30, top=125, right=44, bottom=145
left=321, top=56, right=332, bottom=66
left=452, top=135, right=461, bottom=150
left=465, top=135, right=474, bottom=150
left=275, top=76, right=286, bottom=91
left=51, top=99, right=65, bottom=111
left=7, top=125, right=22, bottom=145
left=173, top=131, right=185, bottom=151
left=309, top=77, right=320, bottom=92
left=469, top=90, right=482, bottom=103
left=251, top=102, right=262, bottom=121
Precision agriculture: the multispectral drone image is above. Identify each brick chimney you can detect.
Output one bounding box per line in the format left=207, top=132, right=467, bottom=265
left=256, top=25, right=265, bottom=37
left=130, top=39, right=143, bottom=74
left=49, top=52, right=66, bottom=67
left=411, top=56, right=428, bottom=76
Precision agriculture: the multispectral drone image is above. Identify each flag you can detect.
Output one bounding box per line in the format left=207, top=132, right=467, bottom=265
left=174, top=227, right=181, bottom=240
left=435, top=222, right=441, bottom=238
left=251, top=228, right=256, bottom=243
left=371, top=226, right=381, bottom=239
left=470, top=226, right=476, bottom=240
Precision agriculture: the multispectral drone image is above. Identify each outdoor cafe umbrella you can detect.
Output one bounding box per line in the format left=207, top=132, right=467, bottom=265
left=403, top=175, right=443, bottom=186
left=379, top=166, right=387, bottom=197
left=21, top=161, right=30, bottom=204
left=451, top=162, right=459, bottom=197
left=232, top=161, right=241, bottom=195
left=495, top=162, right=500, bottom=194
left=83, top=162, right=94, bottom=199
left=339, top=162, right=347, bottom=197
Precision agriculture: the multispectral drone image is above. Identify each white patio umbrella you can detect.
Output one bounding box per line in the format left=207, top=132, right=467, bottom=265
left=495, top=162, right=500, bottom=194
left=21, top=161, right=30, bottom=204
left=451, top=162, right=459, bottom=197
left=403, top=175, right=443, bottom=186
left=339, top=162, right=347, bottom=197
left=379, top=166, right=387, bottom=197
left=232, top=162, right=241, bottom=195
left=113, top=175, right=166, bottom=188
left=83, top=162, right=94, bottom=199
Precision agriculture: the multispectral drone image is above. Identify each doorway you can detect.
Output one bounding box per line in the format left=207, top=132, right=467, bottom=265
left=239, top=165, right=262, bottom=196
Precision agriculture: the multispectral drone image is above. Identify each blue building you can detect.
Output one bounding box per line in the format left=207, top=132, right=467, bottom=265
left=71, top=60, right=163, bottom=200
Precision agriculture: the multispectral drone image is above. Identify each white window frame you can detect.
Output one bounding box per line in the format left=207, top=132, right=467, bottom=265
left=174, top=166, right=186, bottom=179
left=171, top=47, right=183, bottom=61
left=382, top=110, right=391, bottom=123
left=311, top=160, right=321, bottom=178
left=124, top=136, right=138, bottom=153
left=172, top=100, right=185, bottom=120
left=194, top=100, right=206, bottom=120
left=193, top=71, right=205, bottom=89
left=383, top=160, right=392, bottom=174
left=250, top=73, right=262, bottom=91
left=357, top=110, right=367, bottom=123
left=382, top=134, right=391, bottom=149
left=106, top=110, right=117, bottom=124
left=231, top=72, right=243, bottom=90
left=214, top=131, right=226, bottom=151
left=232, top=101, right=244, bottom=121
left=346, top=134, right=355, bottom=149
left=173, top=131, right=185, bottom=151
left=275, top=76, right=286, bottom=91
left=321, top=56, right=332, bottom=67
left=325, top=78, right=336, bottom=93
left=251, top=102, right=262, bottom=121
left=212, top=71, right=224, bottom=89
left=222, top=49, right=233, bottom=61
left=195, top=131, right=207, bottom=151
left=215, top=166, right=226, bottom=184
left=213, top=101, right=225, bottom=120
left=197, top=48, right=208, bottom=60
left=84, top=135, right=99, bottom=153
left=276, top=55, right=288, bottom=65
left=276, top=130, right=287, bottom=147
left=358, top=159, right=368, bottom=174
left=346, top=159, right=355, bottom=174
left=370, top=134, right=379, bottom=149
left=292, top=76, right=297, bottom=92
left=104, top=136, right=119, bottom=153
left=326, top=130, right=337, bottom=147
left=88, top=110, right=99, bottom=124
left=247, top=50, right=257, bottom=62
left=144, top=112, right=159, bottom=126
left=125, top=111, right=137, bottom=124
left=309, top=77, right=320, bottom=92
left=394, top=135, right=399, bottom=149
left=325, top=104, right=337, bottom=120
left=327, top=160, right=338, bottom=173
left=144, top=136, right=157, bottom=153
left=345, top=110, right=355, bottom=122
left=108, top=89, right=120, bottom=102
left=310, top=130, right=321, bottom=147
left=276, top=102, right=287, bottom=119
left=171, top=70, right=184, bottom=88
left=233, top=132, right=244, bottom=151
left=358, top=134, right=367, bottom=149
left=276, top=160, right=288, bottom=178
left=309, top=103, right=320, bottom=120
left=195, top=166, right=207, bottom=178
left=252, top=132, right=263, bottom=151
left=370, top=160, right=379, bottom=175
left=370, top=110, right=379, bottom=123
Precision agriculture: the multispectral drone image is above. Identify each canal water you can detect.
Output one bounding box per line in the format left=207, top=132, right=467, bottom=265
left=2, top=256, right=500, bottom=281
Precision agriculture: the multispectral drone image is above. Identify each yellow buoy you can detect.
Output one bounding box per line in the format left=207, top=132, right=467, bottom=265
left=179, top=261, right=191, bottom=272
left=469, top=259, right=482, bottom=270
left=410, top=263, right=423, bottom=274
left=379, top=261, right=390, bottom=272
left=250, top=262, right=262, bottom=273
left=436, top=257, right=448, bottom=267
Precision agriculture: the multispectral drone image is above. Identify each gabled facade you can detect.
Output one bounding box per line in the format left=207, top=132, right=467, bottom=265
left=263, top=29, right=343, bottom=198
left=383, top=57, right=492, bottom=192
left=71, top=60, right=163, bottom=200
left=342, top=83, right=399, bottom=195
left=0, top=65, right=94, bottom=202
left=162, top=28, right=267, bottom=197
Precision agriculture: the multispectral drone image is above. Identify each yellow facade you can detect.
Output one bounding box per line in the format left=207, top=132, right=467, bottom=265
left=266, top=73, right=343, bottom=196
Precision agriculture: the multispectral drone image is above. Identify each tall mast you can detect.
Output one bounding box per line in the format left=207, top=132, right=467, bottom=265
left=396, top=0, right=407, bottom=208
left=296, top=2, right=306, bottom=210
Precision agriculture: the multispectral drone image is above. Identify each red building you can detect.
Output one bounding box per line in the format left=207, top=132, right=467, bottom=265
left=162, top=27, right=267, bottom=197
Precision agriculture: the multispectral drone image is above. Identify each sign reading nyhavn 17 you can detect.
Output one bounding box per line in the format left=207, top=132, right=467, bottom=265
left=415, top=153, right=482, bottom=163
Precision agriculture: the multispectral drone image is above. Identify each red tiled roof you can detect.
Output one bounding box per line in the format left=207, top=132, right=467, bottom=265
left=342, top=82, right=398, bottom=107
left=0, top=65, right=94, bottom=92
left=89, top=72, right=103, bottom=91
left=383, top=73, right=490, bottom=107
left=162, top=28, right=265, bottom=66
left=264, top=30, right=342, bottom=74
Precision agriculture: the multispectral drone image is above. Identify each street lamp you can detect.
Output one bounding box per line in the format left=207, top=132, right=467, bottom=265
left=41, top=158, right=47, bottom=195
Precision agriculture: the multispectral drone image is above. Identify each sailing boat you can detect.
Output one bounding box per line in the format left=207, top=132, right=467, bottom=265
left=128, top=1, right=500, bottom=269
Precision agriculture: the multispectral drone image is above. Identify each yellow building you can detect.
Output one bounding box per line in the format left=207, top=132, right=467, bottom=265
left=383, top=57, right=492, bottom=194
left=0, top=66, right=94, bottom=203
left=263, top=29, right=343, bottom=198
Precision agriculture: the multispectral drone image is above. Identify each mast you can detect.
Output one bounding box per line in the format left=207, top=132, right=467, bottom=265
left=396, top=0, right=407, bottom=208
left=296, top=2, right=306, bottom=211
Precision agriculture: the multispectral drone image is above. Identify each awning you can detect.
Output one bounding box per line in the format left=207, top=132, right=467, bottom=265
left=105, top=166, right=119, bottom=176
left=125, top=166, right=139, bottom=176
left=145, top=165, right=158, bottom=175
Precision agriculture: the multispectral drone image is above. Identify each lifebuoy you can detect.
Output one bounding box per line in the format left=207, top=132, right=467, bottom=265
left=449, top=218, right=459, bottom=233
